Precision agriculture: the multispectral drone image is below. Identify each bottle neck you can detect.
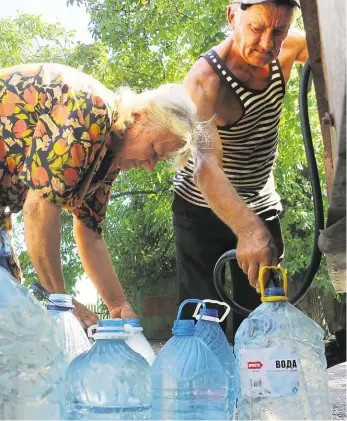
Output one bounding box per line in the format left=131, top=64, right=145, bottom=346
left=123, top=318, right=143, bottom=332
left=264, top=287, right=285, bottom=298
left=172, top=319, right=195, bottom=336
left=47, top=293, right=74, bottom=311
left=199, top=308, right=219, bottom=323
left=91, top=319, right=133, bottom=340
left=95, top=338, right=127, bottom=343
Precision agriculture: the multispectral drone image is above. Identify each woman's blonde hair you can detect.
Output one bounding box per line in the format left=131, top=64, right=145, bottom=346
left=113, top=84, right=198, bottom=169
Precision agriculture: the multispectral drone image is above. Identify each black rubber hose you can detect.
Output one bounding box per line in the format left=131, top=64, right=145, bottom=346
left=213, top=60, right=325, bottom=313
left=290, top=59, right=324, bottom=304
left=213, top=250, right=250, bottom=316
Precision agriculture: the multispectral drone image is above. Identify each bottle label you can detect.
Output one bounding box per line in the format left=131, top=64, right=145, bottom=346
left=239, top=347, right=299, bottom=397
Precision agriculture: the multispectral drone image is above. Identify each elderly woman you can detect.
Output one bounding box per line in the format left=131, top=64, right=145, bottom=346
left=0, top=63, right=197, bottom=327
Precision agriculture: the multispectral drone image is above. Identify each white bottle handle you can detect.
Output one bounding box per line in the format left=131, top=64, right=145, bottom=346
left=87, top=324, right=135, bottom=339
left=87, top=324, right=98, bottom=338
left=192, top=299, right=231, bottom=323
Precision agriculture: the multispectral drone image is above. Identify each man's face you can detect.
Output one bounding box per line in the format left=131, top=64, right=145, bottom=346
left=229, top=3, right=294, bottom=67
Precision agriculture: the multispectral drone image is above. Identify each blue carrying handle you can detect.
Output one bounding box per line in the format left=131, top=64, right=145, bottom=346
left=176, top=299, right=206, bottom=328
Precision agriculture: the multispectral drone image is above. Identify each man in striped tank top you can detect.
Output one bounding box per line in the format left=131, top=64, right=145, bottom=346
left=173, top=0, right=308, bottom=333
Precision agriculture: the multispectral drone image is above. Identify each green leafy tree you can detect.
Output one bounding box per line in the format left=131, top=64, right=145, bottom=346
left=0, top=14, right=76, bottom=67
left=68, top=0, right=333, bottom=298
left=68, top=0, right=227, bottom=88
left=6, top=5, right=334, bottom=310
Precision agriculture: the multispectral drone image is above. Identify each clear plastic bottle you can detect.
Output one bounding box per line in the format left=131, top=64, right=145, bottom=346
left=234, top=267, right=331, bottom=420
left=47, top=293, right=91, bottom=363
left=124, top=318, right=156, bottom=365
left=194, top=300, right=236, bottom=417
left=151, top=299, right=230, bottom=420
left=66, top=318, right=151, bottom=420
left=0, top=229, right=11, bottom=272
left=0, top=267, right=67, bottom=420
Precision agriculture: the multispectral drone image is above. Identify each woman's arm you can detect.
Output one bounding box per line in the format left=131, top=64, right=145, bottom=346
left=73, top=216, right=137, bottom=319
left=23, top=189, right=65, bottom=293
left=23, top=189, right=99, bottom=327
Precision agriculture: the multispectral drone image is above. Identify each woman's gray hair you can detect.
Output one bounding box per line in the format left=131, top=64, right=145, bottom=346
left=113, top=84, right=199, bottom=169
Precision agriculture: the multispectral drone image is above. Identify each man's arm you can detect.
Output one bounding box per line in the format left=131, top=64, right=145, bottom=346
left=73, top=216, right=137, bottom=319
left=23, top=189, right=98, bottom=327
left=184, top=64, right=278, bottom=287
left=283, top=29, right=309, bottom=64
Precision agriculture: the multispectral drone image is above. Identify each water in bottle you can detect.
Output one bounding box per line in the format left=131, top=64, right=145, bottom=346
left=124, top=318, right=156, bottom=365
left=234, top=267, right=331, bottom=420
left=47, top=293, right=91, bottom=363
left=194, top=300, right=236, bottom=416
left=66, top=318, right=151, bottom=420
left=151, top=299, right=230, bottom=420
left=0, top=267, right=67, bottom=420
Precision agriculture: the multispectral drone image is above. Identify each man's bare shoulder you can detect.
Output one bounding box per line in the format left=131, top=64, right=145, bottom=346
left=184, top=57, right=221, bottom=99
left=280, top=29, right=308, bottom=64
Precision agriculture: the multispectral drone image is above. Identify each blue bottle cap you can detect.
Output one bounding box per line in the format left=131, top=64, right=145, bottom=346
left=201, top=308, right=218, bottom=318
left=90, top=319, right=133, bottom=340
left=123, top=318, right=141, bottom=328
left=98, top=319, right=124, bottom=328
left=172, top=319, right=195, bottom=336
left=265, top=287, right=285, bottom=297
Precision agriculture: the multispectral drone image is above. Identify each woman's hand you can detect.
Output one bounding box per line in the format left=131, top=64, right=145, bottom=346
left=73, top=218, right=137, bottom=321
left=109, top=299, right=138, bottom=319
left=72, top=298, right=99, bottom=328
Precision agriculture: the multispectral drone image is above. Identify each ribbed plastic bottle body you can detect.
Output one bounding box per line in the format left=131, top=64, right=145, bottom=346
left=151, top=333, right=230, bottom=420
left=47, top=302, right=91, bottom=363
left=195, top=318, right=236, bottom=414
left=124, top=319, right=156, bottom=365
left=0, top=268, right=67, bottom=419
left=66, top=339, right=151, bottom=420
left=234, top=301, right=331, bottom=420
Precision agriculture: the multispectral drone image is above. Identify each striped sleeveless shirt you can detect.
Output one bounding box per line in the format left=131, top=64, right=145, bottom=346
left=173, top=49, right=286, bottom=215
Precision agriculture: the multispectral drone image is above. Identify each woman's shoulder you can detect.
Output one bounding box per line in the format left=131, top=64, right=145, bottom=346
left=0, top=62, right=116, bottom=110
left=42, top=63, right=116, bottom=107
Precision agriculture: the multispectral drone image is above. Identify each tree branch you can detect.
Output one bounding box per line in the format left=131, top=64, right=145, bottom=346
left=54, top=37, right=68, bottom=61
left=161, top=233, right=174, bottom=258
left=122, top=65, right=163, bottom=82
left=111, top=188, right=170, bottom=200
left=168, top=0, right=194, bottom=21
left=158, top=56, right=166, bottom=80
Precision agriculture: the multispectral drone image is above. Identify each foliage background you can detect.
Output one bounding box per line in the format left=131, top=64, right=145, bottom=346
left=1, top=4, right=335, bottom=318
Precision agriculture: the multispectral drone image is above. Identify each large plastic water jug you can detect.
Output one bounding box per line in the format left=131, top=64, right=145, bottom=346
left=124, top=318, right=156, bottom=365
left=151, top=299, right=230, bottom=420
left=66, top=318, right=151, bottom=420
left=47, top=293, right=91, bottom=363
left=234, top=266, right=331, bottom=420
left=0, top=267, right=67, bottom=420
left=193, top=299, right=236, bottom=417
left=0, top=229, right=11, bottom=272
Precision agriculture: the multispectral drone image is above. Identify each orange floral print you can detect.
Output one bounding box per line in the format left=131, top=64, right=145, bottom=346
left=23, top=86, right=38, bottom=106
left=12, top=120, right=28, bottom=138
left=0, top=63, right=119, bottom=232
left=31, top=166, right=49, bottom=187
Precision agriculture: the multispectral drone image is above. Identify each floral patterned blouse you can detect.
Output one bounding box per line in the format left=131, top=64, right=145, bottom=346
left=0, top=63, right=120, bottom=233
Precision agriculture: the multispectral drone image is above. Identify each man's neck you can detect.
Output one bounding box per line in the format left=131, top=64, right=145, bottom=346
left=218, top=35, right=271, bottom=84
